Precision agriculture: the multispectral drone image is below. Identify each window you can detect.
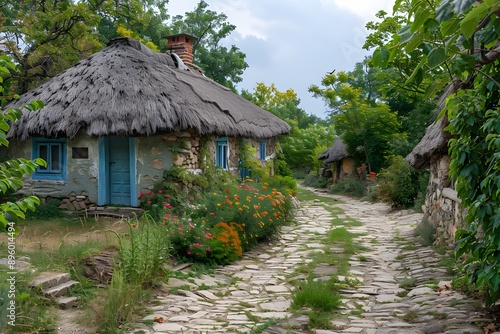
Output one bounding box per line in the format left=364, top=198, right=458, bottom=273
left=216, top=137, right=228, bottom=170
left=259, top=140, right=267, bottom=161
left=32, top=138, right=66, bottom=180
left=72, top=147, right=89, bottom=159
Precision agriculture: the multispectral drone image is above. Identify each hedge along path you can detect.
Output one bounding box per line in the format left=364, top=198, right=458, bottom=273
left=131, top=188, right=491, bottom=334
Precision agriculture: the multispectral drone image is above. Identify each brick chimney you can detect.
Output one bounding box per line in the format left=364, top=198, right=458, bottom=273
left=165, top=33, right=197, bottom=65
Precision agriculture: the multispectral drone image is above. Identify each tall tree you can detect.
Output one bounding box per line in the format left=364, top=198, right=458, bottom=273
left=242, top=82, right=331, bottom=171
left=0, top=0, right=170, bottom=94
left=372, top=0, right=500, bottom=305
left=309, top=71, right=403, bottom=172
left=169, top=0, right=247, bottom=91
left=1, top=0, right=102, bottom=93
left=241, top=82, right=324, bottom=128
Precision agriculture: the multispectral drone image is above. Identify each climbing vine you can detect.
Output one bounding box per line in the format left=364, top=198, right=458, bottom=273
left=371, top=0, right=500, bottom=305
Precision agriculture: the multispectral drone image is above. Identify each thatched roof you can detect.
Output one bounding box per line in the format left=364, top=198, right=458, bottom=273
left=7, top=38, right=290, bottom=140
left=405, top=115, right=451, bottom=169
left=318, top=139, right=348, bottom=163
left=404, top=79, right=462, bottom=169
left=405, top=42, right=500, bottom=169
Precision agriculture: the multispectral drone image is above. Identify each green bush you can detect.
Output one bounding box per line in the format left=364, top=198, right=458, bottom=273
left=274, top=158, right=294, bottom=177
left=25, top=199, right=65, bottom=220
left=330, top=176, right=367, bottom=198
left=374, top=156, right=421, bottom=208
left=303, top=174, right=328, bottom=188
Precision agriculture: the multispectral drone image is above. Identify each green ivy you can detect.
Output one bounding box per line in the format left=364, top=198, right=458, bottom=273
left=370, top=0, right=500, bottom=305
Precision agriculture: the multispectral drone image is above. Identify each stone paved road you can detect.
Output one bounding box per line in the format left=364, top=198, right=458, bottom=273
left=131, top=188, right=497, bottom=334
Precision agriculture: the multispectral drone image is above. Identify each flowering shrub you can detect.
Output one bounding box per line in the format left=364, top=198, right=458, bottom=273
left=139, top=167, right=296, bottom=265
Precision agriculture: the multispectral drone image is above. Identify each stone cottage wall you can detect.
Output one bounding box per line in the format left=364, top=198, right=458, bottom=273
left=164, top=130, right=202, bottom=170
left=423, top=155, right=466, bottom=247
left=10, top=134, right=99, bottom=203
left=188, top=135, right=276, bottom=174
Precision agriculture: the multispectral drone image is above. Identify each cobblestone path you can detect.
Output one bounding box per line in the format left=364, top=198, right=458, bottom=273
left=132, top=188, right=496, bottom=334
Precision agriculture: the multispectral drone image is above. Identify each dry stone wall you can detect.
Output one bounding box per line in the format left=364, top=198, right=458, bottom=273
left=423, top=155, right=466, bottom=247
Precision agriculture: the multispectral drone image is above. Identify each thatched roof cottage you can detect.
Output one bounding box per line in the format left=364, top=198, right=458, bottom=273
left=6, top=35, right=290, bottom=208
left=318, top=139, right=355, bottom=182
left=405, top=83, right=464, bottom=246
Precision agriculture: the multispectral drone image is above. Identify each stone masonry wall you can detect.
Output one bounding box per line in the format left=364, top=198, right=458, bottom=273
left=423, top=155, right=466, bottom=247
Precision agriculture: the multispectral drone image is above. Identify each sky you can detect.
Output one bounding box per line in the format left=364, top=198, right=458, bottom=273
left=166, top=0, right=395, bottom=119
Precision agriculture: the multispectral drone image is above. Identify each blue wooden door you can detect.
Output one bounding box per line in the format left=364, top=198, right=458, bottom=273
left=108, top=136, right=131, bottom=205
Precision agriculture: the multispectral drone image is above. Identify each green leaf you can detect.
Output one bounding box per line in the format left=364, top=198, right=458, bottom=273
left=461, top=2, right=489, bottom=28
left=372, top=48, right=390, bottom=68
left=436, top=0, right=454, bottom=22
left=460, top=12, right=480, bottom=38
left=405, top=55, right=427, bottom=85
left=454, top=0, right=476, bottom=14
left=441, top=17, right=461, bottom=36
left=423, top=18, right=440, bottom=32
left=405, top=33, right=423, bottom=53
left=428, top=47, right=447, bottom=68
left=411, top=9, right=431, bottom=33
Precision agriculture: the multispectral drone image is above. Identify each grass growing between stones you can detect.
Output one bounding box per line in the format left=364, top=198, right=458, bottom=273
left=290, top=189, right=370, bottom=330
left=290, top=279, right=342, bottom=329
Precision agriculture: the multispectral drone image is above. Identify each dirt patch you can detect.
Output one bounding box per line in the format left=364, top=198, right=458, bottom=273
left=0, top=217, right=130, bottom=252
left=56, top=309, right=96, bottom=334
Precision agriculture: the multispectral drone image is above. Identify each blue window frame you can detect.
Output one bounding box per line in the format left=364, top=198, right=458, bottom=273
left=32, top=138, right=66, bottom=180
left=216, top=137, right=228, bottom=170
left=259, top=140, right=266, bottom=161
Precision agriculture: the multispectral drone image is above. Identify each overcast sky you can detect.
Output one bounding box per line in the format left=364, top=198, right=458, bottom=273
left=166, top=0, right=394, bottom=118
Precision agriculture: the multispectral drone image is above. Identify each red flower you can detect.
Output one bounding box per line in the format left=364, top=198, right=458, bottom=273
left=210, top=212, right=215, bottom=216
left=158, top=189, right=163, bottom=194
left=147, top=200, right=152, bottom=205
left=189, top=197, right=194, bottom=201
left=225, top=189, right=230, bottom=193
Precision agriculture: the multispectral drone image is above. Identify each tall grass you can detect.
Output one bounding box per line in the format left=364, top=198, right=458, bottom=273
left=96, top=270, right=145, bottom=333
left=116, top=214, right=170, bottom=286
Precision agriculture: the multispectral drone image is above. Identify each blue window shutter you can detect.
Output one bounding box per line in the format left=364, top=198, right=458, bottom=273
left=216, top=137, right=228, bottom=170
left=32, top=138, right=67, bottom=180
left=259, top=140, right=266, bottom=161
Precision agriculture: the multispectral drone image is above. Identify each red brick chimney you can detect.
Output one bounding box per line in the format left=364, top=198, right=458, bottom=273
left=165, top=33, right=197, bottom=65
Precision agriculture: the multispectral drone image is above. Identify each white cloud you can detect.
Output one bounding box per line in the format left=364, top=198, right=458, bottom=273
left=166, top=0, right=389, bottom=118
left=328, top=0, right=394, bottom=22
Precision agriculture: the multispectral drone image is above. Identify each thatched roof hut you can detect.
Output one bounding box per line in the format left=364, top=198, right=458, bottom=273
left=7, top=37, right=290, bottom=141
left=404, top=115, right=450, bottom=169
left=404, top=80, right=461, bottom=169
left=318, top=139, right=348, bottom=163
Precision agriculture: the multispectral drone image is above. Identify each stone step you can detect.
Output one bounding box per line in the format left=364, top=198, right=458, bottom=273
left=44, top=280, right=80, bottom=297
left=29, top=272, right=71, bottom=290
left=56, top=296, right=78, bottom=310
